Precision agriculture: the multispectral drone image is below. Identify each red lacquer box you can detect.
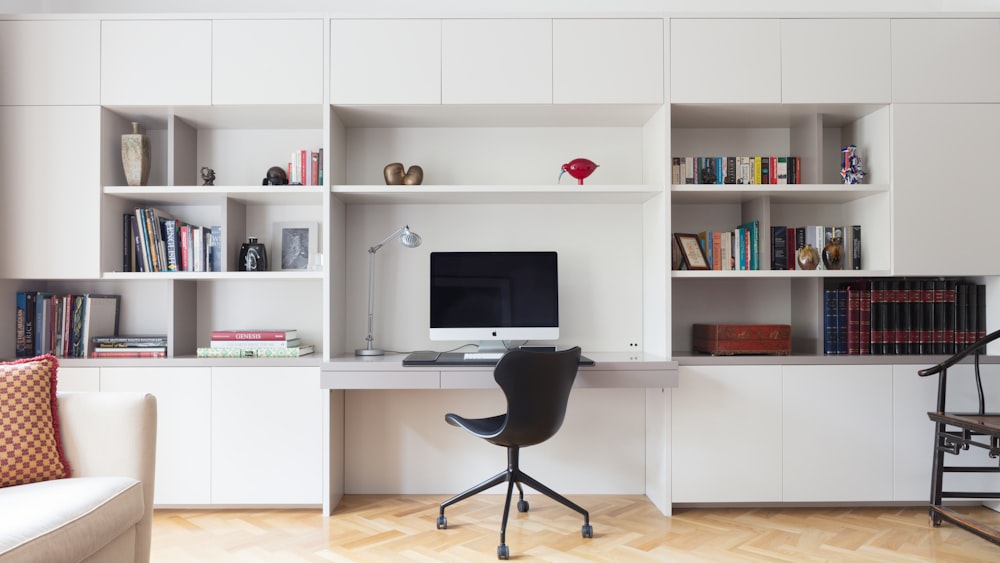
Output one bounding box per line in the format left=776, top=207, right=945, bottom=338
left=692, top=324, right=792, bottom=356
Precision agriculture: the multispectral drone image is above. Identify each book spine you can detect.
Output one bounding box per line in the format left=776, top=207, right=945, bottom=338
left=210, top=331, right=297, bottom=340
left=208, top=226, right=223, bottom=272
left=15, top=291, right=27, bottom=357
left=846, top=286, right=861, bottom=355
left=162, top=218, right=178, bottom=271
left=123, top=213, right=133, bottom=272
left=771, top=226, right=787, bottom=270
left=196, top=346, right=313, bottom=358
left=934, top=280, right=946, bottom=354
left=210, top=339, right=301, bottom=348
left=977, top=284, right=987, bottom=340
left=836, top=288, right=848, bottom=355
left=90, top=350, right=167, bottom=358
left=859, top=288, right=871, bottom=355
left=956, top=283, right=969, bottom=351
left=318, top=147, right=324, bottom=186
left=823, top=289, right=839, bottom=355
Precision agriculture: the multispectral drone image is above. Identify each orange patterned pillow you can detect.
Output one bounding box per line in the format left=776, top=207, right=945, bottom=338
left=0, top=355, right=70, bottom=488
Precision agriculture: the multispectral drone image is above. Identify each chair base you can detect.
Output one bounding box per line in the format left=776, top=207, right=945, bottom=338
left=437, top=447, right=592, bottom=560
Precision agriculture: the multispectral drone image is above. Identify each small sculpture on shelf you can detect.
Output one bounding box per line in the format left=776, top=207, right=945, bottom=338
left=238, top=237, right=268, bottom=272
left=383, top=163, right=424, bottom=185
left=200, top=167, right=216, bottom=186
left=121, top=121, right=150, bottom=187
left=262, top=166, right=288, bottom=186
left=822, top=235, right=844, bottom=270
left=796, top=244, right=820, bottom=270
left=840, top=144, right=866, bottom=184
left=558, top=158, right=599, bottom=185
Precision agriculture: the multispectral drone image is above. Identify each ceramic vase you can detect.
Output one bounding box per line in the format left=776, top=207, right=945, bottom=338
left=822, top=237, right=844, bottom=270
left=238, top=237, right=268, bottom=272
left=796, top=244, right=819, bottom=270
left=121, top=122, right=151, bottom=186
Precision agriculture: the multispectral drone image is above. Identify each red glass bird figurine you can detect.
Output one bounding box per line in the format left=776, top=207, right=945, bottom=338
left=559, top=158, right=599, bottom=185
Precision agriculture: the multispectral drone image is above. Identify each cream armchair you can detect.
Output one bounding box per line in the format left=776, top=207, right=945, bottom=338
left=0, top=392, right=157, bottom=563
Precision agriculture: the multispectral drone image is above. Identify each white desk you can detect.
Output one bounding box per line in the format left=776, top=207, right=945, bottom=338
left=320, top=352, right=678, bottom=516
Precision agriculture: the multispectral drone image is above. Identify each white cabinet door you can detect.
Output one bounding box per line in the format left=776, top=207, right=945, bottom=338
left=553, top=19, right=663, bottom=104
left=442, top=19, right=551, bottom=104
left=101, top=20, right=211, bottom=105
left=211, top=366, right=323, bottom=504
left=671, top=365, right=782, bottom=502
left=213, top=19, right=323, bottom=105
left=330, top=19, right=441, bottom=104
left=669, top=19, right=780, bottom=103
left=782, top=364, right=893, bottom=501
left=0, top=20, right=100, bottom=105
left=101, top=367, right=212, bottom=505
left=58, top=367, right=101, bottom=392
left=781, top=19, right=890, bottom=103
left=0, top=106, right=100, bottom=279
left=892, top=104, right=1000, bottom=276
left=892, top=19, right=1000, bottom=103
left=893, top=364, right=1000, bottom=502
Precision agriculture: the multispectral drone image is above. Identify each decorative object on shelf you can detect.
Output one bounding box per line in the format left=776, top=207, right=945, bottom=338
left=822, top=236, right=844, bottom=270
left=558, top=158, right=598, bottom=185
left=237, top=237, right=268, bottom=272
left=262, top=166, right=288, bottom=186
left=273, top=221, right=318, bottom=271
left=383, top=163, right=424, bottom=185
left=356, top=225, right=422, bottom=356
left=796, top=244, right=820, bottom=270
left=674, top=233, right=710, bottom=270
left=200, top=167, right=216, bottom=186
left=121, top=121, right=150, bottom=187
left=840, top=144, right=866, bottom=184
left=692, top=324, right=792, bottom=356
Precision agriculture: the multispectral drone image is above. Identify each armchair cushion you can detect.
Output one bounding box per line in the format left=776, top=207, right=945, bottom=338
left=0, top=355, right=70, bottom=488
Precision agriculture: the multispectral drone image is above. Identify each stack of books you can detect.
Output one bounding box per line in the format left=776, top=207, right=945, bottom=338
left=90, top=335, right=168, bottom=359
left=196, top=329, right=314, bottom=358
left=15, top=292, right=121, bottom=359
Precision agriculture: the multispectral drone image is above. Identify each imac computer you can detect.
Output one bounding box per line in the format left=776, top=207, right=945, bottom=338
left=429, top=251, right=559, bottom=356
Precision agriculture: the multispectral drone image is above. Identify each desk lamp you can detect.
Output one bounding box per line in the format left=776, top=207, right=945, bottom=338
left=356, top=225, right=422, bottom=356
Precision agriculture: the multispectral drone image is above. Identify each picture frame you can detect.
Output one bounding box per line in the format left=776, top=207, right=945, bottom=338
left=273, top=221, right=318, bottom=271
left=674, top=233, right=710, bottom=270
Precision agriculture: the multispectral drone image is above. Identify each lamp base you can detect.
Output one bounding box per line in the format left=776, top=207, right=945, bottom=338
left=355, top=347, right=385, bottom=356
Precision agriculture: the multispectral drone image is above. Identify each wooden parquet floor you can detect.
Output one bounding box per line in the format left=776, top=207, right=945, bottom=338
left=152, top=495, right=1000, bottom=562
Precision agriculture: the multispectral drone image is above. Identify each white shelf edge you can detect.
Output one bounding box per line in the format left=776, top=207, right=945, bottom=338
left=671, top=184, right=889, bottom=204
left=672, top=269, right=891, bottom=279
left=332, top=184, right=664, bottom=204
left=102, top=271, right=324, bottom=280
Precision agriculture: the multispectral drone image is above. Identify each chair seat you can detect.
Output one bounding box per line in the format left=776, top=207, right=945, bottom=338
left=445, top=413, right=505, bottom=438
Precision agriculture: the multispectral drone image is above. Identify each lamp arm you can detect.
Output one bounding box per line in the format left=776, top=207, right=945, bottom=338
left=369, top=226, right=407, bottom=254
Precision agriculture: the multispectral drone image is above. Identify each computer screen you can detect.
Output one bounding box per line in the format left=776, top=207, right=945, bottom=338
left=429, top=251, right=559, bottom=352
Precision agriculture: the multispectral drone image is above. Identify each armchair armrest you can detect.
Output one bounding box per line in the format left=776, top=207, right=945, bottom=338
left=57, top=392, right=157, bottom=563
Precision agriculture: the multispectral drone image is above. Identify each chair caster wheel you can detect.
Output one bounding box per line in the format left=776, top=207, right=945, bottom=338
left=436, top=515, right=447, bottom=529
left=497, top=544, right=509, bottom=559
left=517, top=499, right=529, bottom=513
left=582, top=524, right=593, bottom=538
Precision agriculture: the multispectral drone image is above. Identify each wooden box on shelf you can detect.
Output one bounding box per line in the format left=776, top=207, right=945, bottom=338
left=692, top=324, right=791, bottom=356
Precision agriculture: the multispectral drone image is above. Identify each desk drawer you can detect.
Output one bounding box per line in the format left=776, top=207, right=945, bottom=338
left=577, top=370, right=678, bottom=388
left=320, top=370, right=440, bottom=389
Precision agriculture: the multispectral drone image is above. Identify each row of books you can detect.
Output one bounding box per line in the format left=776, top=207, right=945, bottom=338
left=823, top=279, right=986, bottom=356
left=15, top=292, right=120, bottom=358
left=90, top=335, right=168, bottom=359
left=688, top=221, right=760, bottom=271
left=289, top=148, right=323, bottom=186
left=124, top=208, right=222, bottom=273
left=196, top=329, right=314, bottom=358
left=672, top=156, right=802, bottom=185
left=773, top=225, right=862, bottom=271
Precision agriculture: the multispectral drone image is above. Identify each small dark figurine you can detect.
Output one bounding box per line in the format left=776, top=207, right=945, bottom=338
left=263, top=166, right=288, bottom=186
left=200, top=167, right=216, bottom=186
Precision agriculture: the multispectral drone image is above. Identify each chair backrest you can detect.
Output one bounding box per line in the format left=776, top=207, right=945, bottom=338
left=490, top=346, right=582, bottom=448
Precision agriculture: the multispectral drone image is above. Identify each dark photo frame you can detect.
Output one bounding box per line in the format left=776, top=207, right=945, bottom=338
left=674, top=233, right=710, bottom=270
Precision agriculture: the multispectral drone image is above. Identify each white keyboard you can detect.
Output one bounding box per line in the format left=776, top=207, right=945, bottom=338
left=463, top=352, right=505, bottom=360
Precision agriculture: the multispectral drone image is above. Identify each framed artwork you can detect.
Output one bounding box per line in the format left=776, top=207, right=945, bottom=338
left=674, top=233, right=709, bottom=270
left=273, top=221, right=318, bottom=271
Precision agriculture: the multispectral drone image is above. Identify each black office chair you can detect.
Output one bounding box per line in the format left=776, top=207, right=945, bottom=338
left=436, top=346, right=592, bottom=560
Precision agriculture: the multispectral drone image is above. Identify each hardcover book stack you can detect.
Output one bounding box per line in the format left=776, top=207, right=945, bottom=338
left=692, top=220, right=760, bottom=270
left=124, top=207, right=222, bottom=273
left=197, top=329, right=314, bottom=358
left=771, top=225, right=862, bottom=270
left=15, top=292, right=121, bottom=359
left=823, top=278, right=986, bottom=356
left=672, top=156, right=801, bottom=185
left=91, top=335, right=168, bottom=359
